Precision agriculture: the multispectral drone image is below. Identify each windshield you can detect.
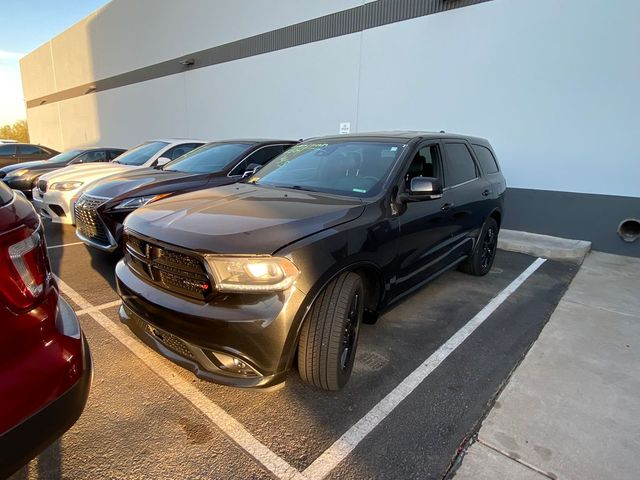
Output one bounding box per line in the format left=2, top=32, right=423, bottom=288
left=164, top=143, right=252, bottom=174
left=114, top=141, right=169, bottom=166
left=46, top=149, right=83, bottom=165
left=250, top=140, right=406, bottom=197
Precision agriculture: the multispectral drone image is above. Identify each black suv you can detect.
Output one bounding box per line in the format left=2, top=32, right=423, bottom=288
left=75, top=140, right=296, bottom=252
left=115, top=132, right=505, bottom=390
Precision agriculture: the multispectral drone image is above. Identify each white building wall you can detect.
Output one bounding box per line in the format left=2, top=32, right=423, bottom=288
left=20, top=0, right=640, bottom=199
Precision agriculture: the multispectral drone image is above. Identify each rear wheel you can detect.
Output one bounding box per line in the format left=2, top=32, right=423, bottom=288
left=459, top=217, right=499, bottom=276
left=297, top=272, right=364, bottom=391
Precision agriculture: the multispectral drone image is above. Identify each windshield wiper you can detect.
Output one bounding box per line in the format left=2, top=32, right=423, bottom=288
left=272, top=184, right=317, bottom=192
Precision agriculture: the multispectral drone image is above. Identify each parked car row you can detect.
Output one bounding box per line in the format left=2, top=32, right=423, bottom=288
left=74, top=139, right=296, bottom=251
left=31, top=139, right=206, bottom=224
left=5, top=131, right=506, bottom=392
left=1, top=147, right=126, bottom=197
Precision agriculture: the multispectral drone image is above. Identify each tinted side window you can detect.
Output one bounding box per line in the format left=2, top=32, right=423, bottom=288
left=165, top=143, right=202, bottom=160
left=77, top=151, right=108, bottom=163
left=109, top=150, right=124, bottom=160
left=19, top=145, right=42, bottom=156
left=472, top=144, right=499, bottom=174
left=230, top=145, right=287, bottom=176
left=444, top=143, right=478, bottom=186
left=0, top=145, right=17, bottom=156
left=404, top=144, right=442, bottom=188
left=245, top=145, right=287, bottom=166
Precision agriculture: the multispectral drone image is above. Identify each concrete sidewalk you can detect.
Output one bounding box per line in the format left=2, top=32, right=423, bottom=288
left=455, top=251, right=640, bottom=480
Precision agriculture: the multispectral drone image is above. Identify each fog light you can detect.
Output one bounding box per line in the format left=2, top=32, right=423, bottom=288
left=211, top=351, right=259, bottom=377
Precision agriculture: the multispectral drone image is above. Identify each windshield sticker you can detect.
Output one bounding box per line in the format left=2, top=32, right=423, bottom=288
left=276, top=143, right=329, bottom=166
left=352, top=188, right=367, bottom=193
left=390, top=146, right=398, bottom=151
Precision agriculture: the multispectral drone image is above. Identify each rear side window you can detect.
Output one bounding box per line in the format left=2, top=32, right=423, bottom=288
left=245, top=145, right=288, bottom=166
left=109, top=150, right=124, bottom=160
left=19, top=145, right=42, bottom=156
left=0, top=145, right=17, bottom=157
left=472, top=144, right=500, bottom=174
left=0, top=182, right=13, bottom=205
left=443, top=143, right=478, bottom=186
left=165, top=143, right=203, bottom=160
left=75, top=150, right=108, bottom=163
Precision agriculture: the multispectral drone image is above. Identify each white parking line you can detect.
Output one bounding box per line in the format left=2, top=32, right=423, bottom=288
left=47, top=241, right=85, bottom=250
left=54, top=276, right=306, bottom=480
left=75, top=300, right=123, bottom=316
left=303, top=257, right=546, bottom=479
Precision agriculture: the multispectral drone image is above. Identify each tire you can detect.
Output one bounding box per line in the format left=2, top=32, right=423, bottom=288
left=459, top=217, right=499, bottom=276
left=297, top=272, right=364, bottom=391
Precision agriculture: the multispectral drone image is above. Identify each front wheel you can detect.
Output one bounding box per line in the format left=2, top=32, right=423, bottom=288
left=297, top=272, right=364, bottom=391
left=459, top=217, right=499, bottom=276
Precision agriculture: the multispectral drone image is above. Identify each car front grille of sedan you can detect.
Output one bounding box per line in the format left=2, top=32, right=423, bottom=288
left=124, top=233, right=212, bottom=301
left=74, top=194, right=110, bottom=247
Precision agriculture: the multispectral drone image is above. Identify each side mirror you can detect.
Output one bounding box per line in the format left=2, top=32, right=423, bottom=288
left=399, top=177, right=443, bottom=202
left=242, top=163, right=262, bottom=178
left=155, top=157, right=171, bottom=168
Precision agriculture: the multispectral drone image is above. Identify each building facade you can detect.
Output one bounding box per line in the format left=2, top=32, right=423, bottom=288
left=20, top=0, right=640, bottom=255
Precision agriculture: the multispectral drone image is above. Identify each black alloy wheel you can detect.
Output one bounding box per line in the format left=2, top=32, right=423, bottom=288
left=459, top=217, right=499, bottom=276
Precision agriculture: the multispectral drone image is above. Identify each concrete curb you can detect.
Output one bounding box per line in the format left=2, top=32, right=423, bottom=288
left=498, top=229, right=591, bottom=262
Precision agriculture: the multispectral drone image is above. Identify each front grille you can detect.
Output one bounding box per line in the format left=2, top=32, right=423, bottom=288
left=37, top=179, right=47, bottom=193
left=75, top=194, right=110, bottom=246
left=125, top=233, right=212, bottom=301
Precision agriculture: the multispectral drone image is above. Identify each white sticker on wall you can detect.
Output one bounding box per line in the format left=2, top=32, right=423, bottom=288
left=339, top=122, right=351, bottom=134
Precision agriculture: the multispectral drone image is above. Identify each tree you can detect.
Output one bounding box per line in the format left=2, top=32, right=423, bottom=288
left=0, top=120, right=29, bottom=143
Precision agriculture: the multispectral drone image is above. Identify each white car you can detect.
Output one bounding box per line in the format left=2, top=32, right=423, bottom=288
left=33, top=139, right=205, bottom=224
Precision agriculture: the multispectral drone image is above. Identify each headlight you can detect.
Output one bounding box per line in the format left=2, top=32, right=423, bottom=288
left=50, top=181, right=83, bottom=191
left=7, top=169, right=28, bottom=178
left=113, top=192, right=172, bottom=210
left=205, top=256, right=299, bottom=292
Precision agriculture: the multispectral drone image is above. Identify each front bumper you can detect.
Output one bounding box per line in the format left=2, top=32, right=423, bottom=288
left=0, top=300, right=92, bottom=478
left=32, top=188, right=78, bottom=225
left=116, top=259, right=307, bottom=388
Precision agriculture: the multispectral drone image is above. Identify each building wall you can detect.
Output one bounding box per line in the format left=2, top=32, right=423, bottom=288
left=20, top=0, right=640, bottom=255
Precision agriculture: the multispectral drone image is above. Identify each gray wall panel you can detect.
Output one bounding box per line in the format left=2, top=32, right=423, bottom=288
left=25, top=0, right=490, bottom=108
left=504, top=188, right=640, bottom=257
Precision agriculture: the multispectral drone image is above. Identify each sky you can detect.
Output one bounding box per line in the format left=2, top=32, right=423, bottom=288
left=0, top=0, right=108, bottom=125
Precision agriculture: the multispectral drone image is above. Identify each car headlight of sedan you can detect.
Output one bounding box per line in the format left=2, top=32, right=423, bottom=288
left=113, top=193, right=172, bottom=210
left=6, top=169, right=28, bottom=178
left=205, top=256, right=299, bottom=292
left=50, top=181, right=83, bottom=191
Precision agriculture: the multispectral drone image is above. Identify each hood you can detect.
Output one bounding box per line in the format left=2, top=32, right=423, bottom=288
left=124, top=183, right=365, bottom=254
left=0, top=160, right=49, bottom=175
left=40, top=163, right=137, bottom=184
left=85, top=168, right=203, bottom=200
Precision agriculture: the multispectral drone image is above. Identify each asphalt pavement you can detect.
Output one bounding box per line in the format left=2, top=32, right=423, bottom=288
left=10, top=221, right=577, bottom=480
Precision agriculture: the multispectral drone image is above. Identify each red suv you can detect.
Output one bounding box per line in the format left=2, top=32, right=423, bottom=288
left=0, top=183, right=92, bottom=477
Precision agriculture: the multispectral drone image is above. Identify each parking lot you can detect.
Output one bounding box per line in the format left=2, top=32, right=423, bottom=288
left=12, top=220, right=578, bottom=480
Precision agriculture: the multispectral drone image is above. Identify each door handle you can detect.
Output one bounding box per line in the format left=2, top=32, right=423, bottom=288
left=441, top=203, right=454, bottom=211
left=482, top=189, right=491, bottom=196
